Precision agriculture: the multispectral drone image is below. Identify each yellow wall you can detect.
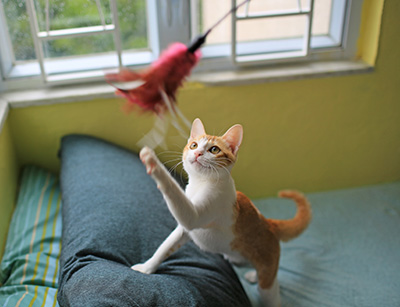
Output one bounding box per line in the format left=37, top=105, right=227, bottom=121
left=0, top=119, right=19, bottom=257
left=357, top=0, right=385, bottom=65
left=6, top=0, right=400, bottom=198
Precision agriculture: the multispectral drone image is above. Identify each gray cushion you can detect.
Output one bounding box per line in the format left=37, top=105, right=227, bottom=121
left=57, top=134, right=250, bottom=307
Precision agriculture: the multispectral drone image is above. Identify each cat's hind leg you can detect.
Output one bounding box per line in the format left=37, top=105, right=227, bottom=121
left=131, top=226, right=189, bottom=274
left=258, top=276, right=281, bottom=307
left=244, top=269, right=280, bottom=306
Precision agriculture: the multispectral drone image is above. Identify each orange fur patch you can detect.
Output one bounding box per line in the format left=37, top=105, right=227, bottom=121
left=231, top=191, right=280, bottom=289
left=231, top=190, right=312, bottom=289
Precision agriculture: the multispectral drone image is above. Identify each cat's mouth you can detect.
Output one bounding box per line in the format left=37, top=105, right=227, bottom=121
left=192, top=159, right=204, bottom=167
left=191, top=157, right=209, bottom=169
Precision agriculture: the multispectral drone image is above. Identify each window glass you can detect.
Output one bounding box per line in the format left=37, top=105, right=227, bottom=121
left=43, top=33, right=115, bottom=58
left=236, top=0, right=310, bottom=13
left=34, top=0, right=110, bottom=31
left=195, top=0, right=333, bottom=46
left=2, top=0, right=148, bottom=62
left=312, top=0, right=332, bottom=36
left=236, top=15, right=308, bottom=56
left=236, top=15, right=308, bottom=42
left=2, top=0, right=35, bottom=61
left=197, top=0, right=231, bottom=45
left=118, top=0, right=147, bottom=50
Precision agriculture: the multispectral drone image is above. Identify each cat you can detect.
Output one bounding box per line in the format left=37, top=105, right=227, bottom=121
left=132, top=118, right=312, bottom=307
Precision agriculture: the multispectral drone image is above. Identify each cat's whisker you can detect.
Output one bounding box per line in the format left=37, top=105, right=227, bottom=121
left=157, top=150, right=183, bottom=169
left=171, top=163, right=187, bottom=185
left=163, top=157, right=183, bottom=165
left=161, top=159, right=183, bottom=172
left=216, top=163, right=230, bottom=174
left=213, top=161, right=232, bottom=178
left=157, top=150, right=182, bottom=158
left=213, top=165, right=221, bottom=184
left=158, top=154, right=182, bottom=161
left=179, top=168, right=188, bottom=186
left=168, top=160, right=184, bottom=174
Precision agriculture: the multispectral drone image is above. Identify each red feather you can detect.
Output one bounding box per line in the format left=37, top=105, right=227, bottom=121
left=106, top=43, right=201, bottom=115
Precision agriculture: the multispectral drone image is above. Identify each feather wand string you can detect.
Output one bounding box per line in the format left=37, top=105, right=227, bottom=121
left=136, top=88, right=191, bottom=150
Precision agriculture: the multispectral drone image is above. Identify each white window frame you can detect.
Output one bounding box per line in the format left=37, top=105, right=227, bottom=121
left=194, top=0, right=363, bottom=68
left=0, top=0, right=365, bottom=92
left=232, top=0, right=316, bottom=64
left=25, top=0, right=123, bottom=82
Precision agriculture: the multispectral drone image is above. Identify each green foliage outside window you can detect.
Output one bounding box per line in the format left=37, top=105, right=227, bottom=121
left=2, top=0, right=148, bottom=61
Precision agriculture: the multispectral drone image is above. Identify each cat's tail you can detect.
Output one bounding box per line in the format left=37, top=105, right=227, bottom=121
left=269, top=190, right=312, bottom=242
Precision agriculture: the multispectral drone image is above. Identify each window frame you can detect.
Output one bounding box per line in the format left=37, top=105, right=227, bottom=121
left=0, top=0, right=364, bottom=92
left=195, top=0, right=362, bottom=69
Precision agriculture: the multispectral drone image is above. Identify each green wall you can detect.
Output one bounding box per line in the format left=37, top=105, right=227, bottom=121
left=6, top=0, right=400, bottom=199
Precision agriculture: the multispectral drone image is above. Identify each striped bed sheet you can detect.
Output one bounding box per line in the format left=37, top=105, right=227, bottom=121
left=0, top=166, right=61, bottom=307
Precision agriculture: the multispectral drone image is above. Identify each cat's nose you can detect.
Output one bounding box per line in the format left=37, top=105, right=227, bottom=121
left=194, top=151, right=203, bottom=159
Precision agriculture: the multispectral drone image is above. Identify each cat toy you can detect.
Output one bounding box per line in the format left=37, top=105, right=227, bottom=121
left=106, top=0, right=251, bottom=149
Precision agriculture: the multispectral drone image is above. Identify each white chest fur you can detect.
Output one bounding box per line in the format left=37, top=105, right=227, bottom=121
left=184, top=176, right=237, bottom=255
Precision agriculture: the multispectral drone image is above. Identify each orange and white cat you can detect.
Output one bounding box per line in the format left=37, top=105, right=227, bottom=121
left=132, top=118, right=312, bottom=307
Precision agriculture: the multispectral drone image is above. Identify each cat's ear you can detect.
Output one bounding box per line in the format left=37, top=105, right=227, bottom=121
left=190, top=118, right=206, bottom=139
left=222, top=124, right=243, bottom=156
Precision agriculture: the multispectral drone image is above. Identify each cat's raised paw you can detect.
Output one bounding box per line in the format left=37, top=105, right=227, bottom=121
left=139, top=146, right=158, bottom=175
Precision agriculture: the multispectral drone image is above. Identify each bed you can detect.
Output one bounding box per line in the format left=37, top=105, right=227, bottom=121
left=0, top=135, right=399, bottom=306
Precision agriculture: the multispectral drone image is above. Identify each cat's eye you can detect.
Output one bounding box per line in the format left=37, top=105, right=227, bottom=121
left=190, top=142, right=198, bottom=149
left=209, top=146, right=221, bottom=154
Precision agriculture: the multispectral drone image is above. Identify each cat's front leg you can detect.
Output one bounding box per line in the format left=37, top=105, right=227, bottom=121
left=139, top=146, right=212, bottom=230
left=131, top=226, right=189, bottom=274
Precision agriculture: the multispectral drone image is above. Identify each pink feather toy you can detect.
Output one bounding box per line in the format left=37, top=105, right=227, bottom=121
left=106, top=0, right=250, bottom=149
left=105, top=43, right=201, bottom=115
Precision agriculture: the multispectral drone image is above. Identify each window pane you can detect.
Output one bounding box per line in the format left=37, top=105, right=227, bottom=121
left=34, top=0, right=148, bottom=50
left=34, top=0, right=110, bottom=31
left=237, top=16, right=307, bottom=42
left=43, top=33, right=115, bottom=58
left=118, top=0, right=148, bottom=50
left=236, top=15, right=307, bottom=56
left=2, top=0, right=36, bottom=61
left=312, top=0, right=332, bottom=36
left=236, top=0, right=310, bottom=14
left=197, top=0, right=333, bottom=46
left=197, top=0, right=231, bottom=45
left=1, top=0, right=148, bottom=63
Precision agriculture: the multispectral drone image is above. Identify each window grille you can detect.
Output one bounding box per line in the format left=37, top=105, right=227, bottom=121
left=192, top=0, right=353, bottom=66
left=25, top=0, right=122, bottom=83
left=231, top=0, right=315, bottom=64
left=0, top=0, right=363, bottom=90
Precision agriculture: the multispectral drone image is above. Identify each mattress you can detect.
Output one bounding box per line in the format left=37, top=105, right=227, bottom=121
left=0, top=165, right=399, bottom=306
left=236, top=181, right=400, bottom=306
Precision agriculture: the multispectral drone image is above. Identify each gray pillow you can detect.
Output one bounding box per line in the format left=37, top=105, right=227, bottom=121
left=57, top=134, right=250, bottom=307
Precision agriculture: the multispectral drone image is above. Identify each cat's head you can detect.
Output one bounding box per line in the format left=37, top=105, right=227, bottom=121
left=183, top=118, right=243, bottom=178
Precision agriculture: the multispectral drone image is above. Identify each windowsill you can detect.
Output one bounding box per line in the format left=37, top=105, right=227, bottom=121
left=192, top=59, right=372, bottom=86
left=0, top=59, right=373, bottom=131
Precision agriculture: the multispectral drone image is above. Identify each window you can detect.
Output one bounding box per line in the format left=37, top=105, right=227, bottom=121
left=194, top=0, right=362, bottom=66
left=0, top=0, right=148, bottom=86
left=0, top=0, right=363, bottom=91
